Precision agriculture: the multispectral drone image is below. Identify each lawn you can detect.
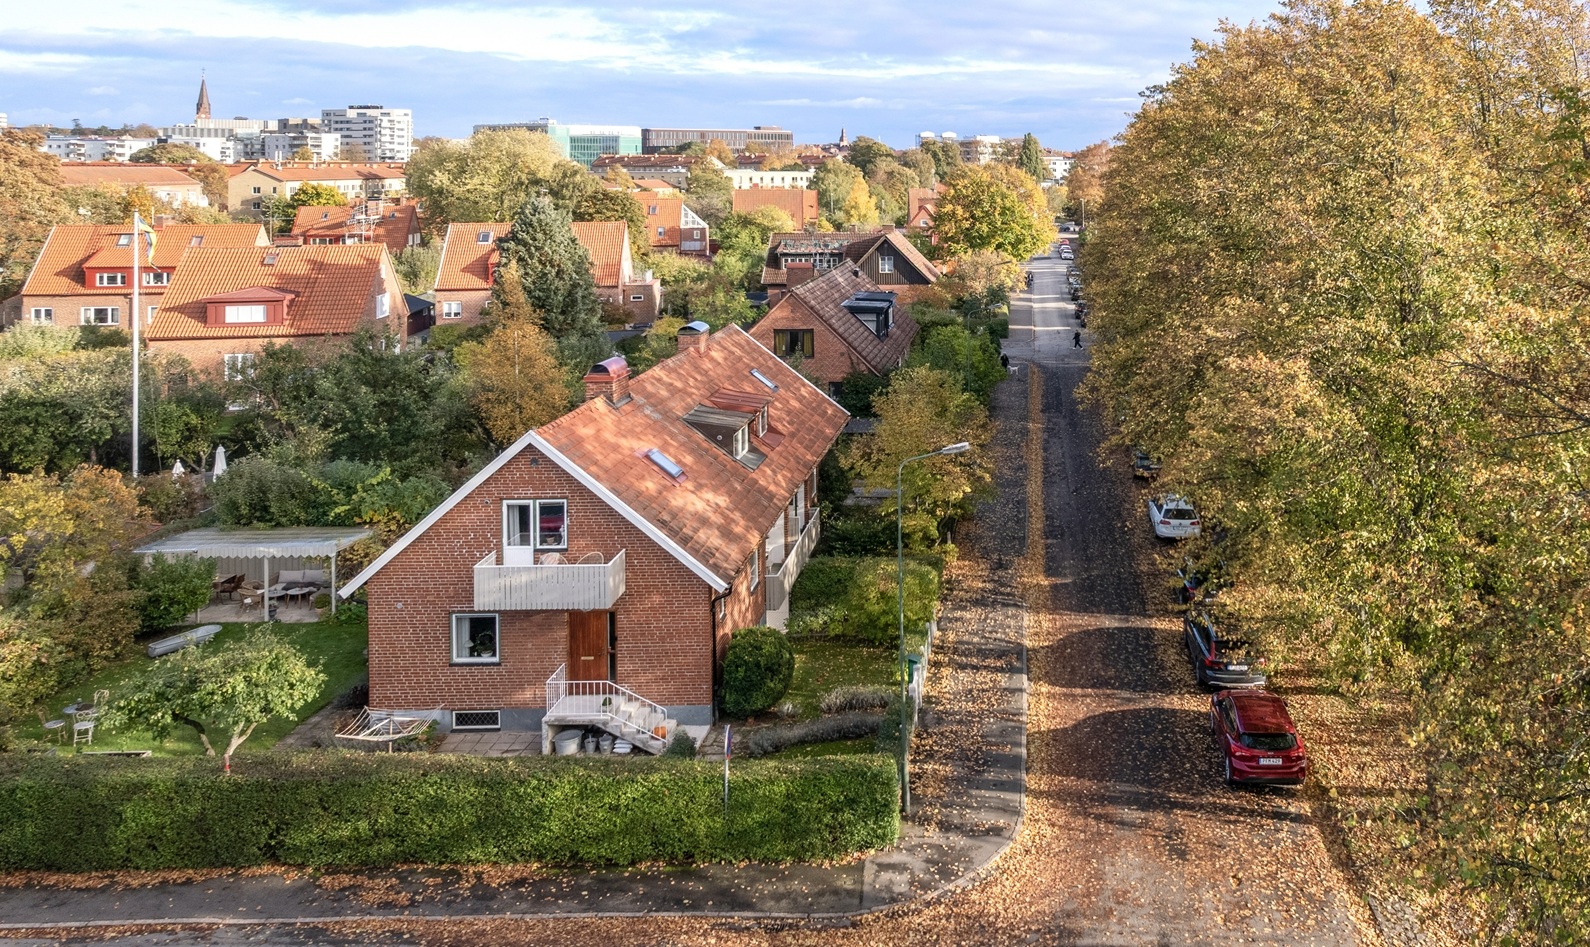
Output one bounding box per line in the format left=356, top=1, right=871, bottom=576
left=783, top=631, right=927, bottom=721
left=18, top=619, right=368, bottom=757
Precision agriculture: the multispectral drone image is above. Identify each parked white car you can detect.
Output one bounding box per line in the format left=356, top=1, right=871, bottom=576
left=1148, top=494, right=1202, bottom=540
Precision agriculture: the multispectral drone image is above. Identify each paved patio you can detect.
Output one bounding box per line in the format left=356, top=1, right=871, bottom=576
left=437, top=731, right=541, bottom=755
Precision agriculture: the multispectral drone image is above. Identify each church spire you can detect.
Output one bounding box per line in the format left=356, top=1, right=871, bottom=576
left=838, top=127, right=848, bottom=147
left=195, top=72, right=211, bottom=121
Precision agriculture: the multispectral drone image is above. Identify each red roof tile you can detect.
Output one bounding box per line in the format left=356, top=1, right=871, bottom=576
left=57, top=165, right=204, bottom=189
left=290, top=202, right=420, bottom=254
left=434, top=223, right=510, bottom=293
left=148, top=244, right=389, bottom=340
left=732, top=189, right=819, bottom=228
left=776, top=267, right=919, bottom=374
left=569, top=220, right=630, bottom=288
left=22, top=224, right=270, bottom=297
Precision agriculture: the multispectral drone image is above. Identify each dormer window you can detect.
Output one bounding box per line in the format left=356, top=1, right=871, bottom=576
left=733, top=425, right=749, bottom=458
left=96, top=272, right=127, bottom=287
left=143, top=271, right=169, bottom=286
left=225, top=304, right=267, bottom=323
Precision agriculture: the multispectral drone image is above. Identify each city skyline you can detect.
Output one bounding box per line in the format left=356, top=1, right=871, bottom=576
left=1, top=0, right=1284, bottom=150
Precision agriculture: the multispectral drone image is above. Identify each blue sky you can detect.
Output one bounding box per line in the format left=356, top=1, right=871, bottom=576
left=2, top=0, right=1284, bottom=150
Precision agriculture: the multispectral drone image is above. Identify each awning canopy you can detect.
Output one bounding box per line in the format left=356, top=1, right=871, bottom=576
left=134, top=526, right=372, bottom=560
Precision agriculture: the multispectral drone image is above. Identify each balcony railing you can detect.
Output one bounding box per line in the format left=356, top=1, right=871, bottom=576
left=765, top=507, right=821, bottom=612
left=473, top=549, right=625, bottom=611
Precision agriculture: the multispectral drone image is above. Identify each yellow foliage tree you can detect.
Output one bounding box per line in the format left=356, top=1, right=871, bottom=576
left=457, top=267, right=573, bottom=446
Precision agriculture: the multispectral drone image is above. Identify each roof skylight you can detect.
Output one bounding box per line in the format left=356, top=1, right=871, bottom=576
left=750, top=368, right=779, bottom=391
left=646, top=448, right=684, bottom=479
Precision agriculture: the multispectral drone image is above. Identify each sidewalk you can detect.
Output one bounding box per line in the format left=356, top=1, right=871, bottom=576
left=0, top=376, right=1034, bottom=935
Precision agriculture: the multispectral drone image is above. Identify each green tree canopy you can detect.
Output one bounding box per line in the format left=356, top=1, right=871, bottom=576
left=683, top=161, right=733, bottom=227
left=844, top=136, right=896, bottom=178
left=290, top=182, right=347, bottom=208
left=405, top=129, right=572, bottom=231
left=1016, top=133, right=1046, bottom=181
left=932, top=164, right=1053, bottom=260
left=812, top=159, right=871, bottom=228
left=495, top=195, right=610, bottom=371
left=127, top=142, right=214, bottom=165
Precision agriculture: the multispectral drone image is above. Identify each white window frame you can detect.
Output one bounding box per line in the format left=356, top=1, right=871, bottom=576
left=80, top=306, right=119, bottom=325
left=878, top=255, right=895, bottom=274
left=441, top=301, right=462, bottom=319
left=376, top=294, right=390, bottom=319
left=251, top=186, right=262, bottom=194
left=29, top=307, right=53, bottom=324
left=115, top=234, right=132, bottom=246
left=223, top=352, right=256, bottom=381
left=504, top=499, right=569, bottom=552
left=749, top=546, right=760, bottom=591
left=143, top=270, right=169, bottom=286
left=147, top=305, right=158, bottom=321
left=224, top=304, right=268, bottom=323
left=629, top=294, right=645, bottom=302
left=95, top=272, right=126, bottom=287
left=450, top=613, right=501, bottom=665
left=733, top=424, right=749, bottom=458
left=656, top=226, right=666, bottom=237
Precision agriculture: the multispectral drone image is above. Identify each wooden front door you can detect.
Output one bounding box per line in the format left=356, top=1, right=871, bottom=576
left=568, top=610, right=612, bottom=681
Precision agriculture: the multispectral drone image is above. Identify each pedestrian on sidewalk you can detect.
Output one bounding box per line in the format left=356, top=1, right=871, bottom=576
left=1000, top=352, right=1010, bottom=371
left=1072, top=329, right=1083, bottom=348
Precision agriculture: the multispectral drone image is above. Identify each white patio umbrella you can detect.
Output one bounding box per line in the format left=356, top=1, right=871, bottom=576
left=213, top=444, right=228, bottom=478
left=172, top=459, right=185, bottom=478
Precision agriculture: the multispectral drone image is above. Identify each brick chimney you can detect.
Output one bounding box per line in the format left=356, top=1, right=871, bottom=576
left=785, top=261, right=816, bottom=289
left=676, top=320, right=711, bottom=356
left=582, top=355, right=631, bottom=405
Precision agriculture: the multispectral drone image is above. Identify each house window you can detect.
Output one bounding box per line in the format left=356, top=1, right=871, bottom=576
left=143, top=271, right=169, bottom=286
left=648, top=205, right=658, bottom=214
left=733, top=424, right=749, bottom=458
left=224, top=304, right=267, bottom=323
left=451, top=613, right=500, bottom=664
left=505, top=499, right=568, bottom=551
left=772, top=329, right=814, bottom=358
left=750, top=547, right=760, bottom=591
left=80, top=306, right=119, bottom=325
left=223, top=353, right=256, bottom=381
left=629, top=294, right=644, bottom=301
left=96, top=272, right=126, bottom=287
left=29, top=308, right=53, bottom=324
left=656, top=227, right=666, bottom=237
left=190, top=235, right=204, bottom=247
left=252, top=201, right=261, bottom=210
left=476, top=231, right=492, bottom=244
left=376, top=294, right=389, bottom=319
left=441, top=301, right=462, bottom=319
left=878, top=255, right=895, bottom=274
left=147, top=305, right=158, bottom=321
left=251, top=186, right=261, bottom=194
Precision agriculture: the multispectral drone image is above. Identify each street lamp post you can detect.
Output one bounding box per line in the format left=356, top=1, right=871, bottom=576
left=896, top=441, right=971, bottom=814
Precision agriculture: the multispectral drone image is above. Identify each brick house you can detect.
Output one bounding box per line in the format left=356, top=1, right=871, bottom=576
left=339, top=323, right=847, bottom=745
left=636, top=195, right=710, bottom=256
left=56, top=164, right=210, bottom=207
left=288, top=200, right=422, bottom=254
left=431, top=221, right=660, bottom=327
left=10, top=223, right=269, bottom=329
left=227, top=162, right=407, bottom=217
left=590, top=154, right=724, bottom=189
left=760, top=228, right=940, bottom=304
left=731, top=188, right=820, bottom=230
left=145, top=243, right=406, bottom=379
left=748, top=266, right=919, bottom=393
left=906, top=184, right=948, bottom=239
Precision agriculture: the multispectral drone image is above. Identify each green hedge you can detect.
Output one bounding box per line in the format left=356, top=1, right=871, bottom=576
left=0, top=752, right=898, bottom=871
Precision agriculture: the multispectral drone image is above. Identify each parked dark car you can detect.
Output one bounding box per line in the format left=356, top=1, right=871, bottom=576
left=1131, top=448, right=1161, bottom=479
left=1184, top=610, right=1267, bottom=689
left=1070, top=287, right=1083, bottom=301
left=1210, top=690, right=1307, bottom=786
left=1175, top=555, right=1225, bottom=604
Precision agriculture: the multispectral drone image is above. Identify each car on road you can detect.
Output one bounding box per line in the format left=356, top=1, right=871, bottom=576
left=1131, top=448, right=1161, bottom=479
left=1059, top=248, right=1075, bottom=261
left=1067, top=274, right=1083, bottom=287
left=1175, top=555, right=1224, bottom=603
left=1210, top=690, right=1307, bottom=786
left=1148, top=494, right=1201, bottom=539
left=1184, top=610, right=1267, bottom=689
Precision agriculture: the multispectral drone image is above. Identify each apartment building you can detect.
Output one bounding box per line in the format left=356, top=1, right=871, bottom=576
left=641, top=126, right=794, bottom=154
left=320, top=106, right=414, bottom=162
left=43, top=136, right=156, bottom=162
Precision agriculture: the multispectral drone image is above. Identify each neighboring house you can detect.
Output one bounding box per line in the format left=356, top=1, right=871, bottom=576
left=431, top=221, right=660, bottom=328
left=339, top=323, right=848, bottom=745
left=733, top=153, right=827, bottom=170
left=748, top=265, right=919, bottom=393
left=289, top=200, right=422, bottom=253
left=56, top=164, right=209, bottom=207
left=145, top=244, right=406, bottom=379
left=637, top=196, right=710, bottom=256
left=723, top=169, right=815, bottom=190
left=906, top=184, right=948, bottom=237
left=11, top=223, right=269, bottom=329
left=590, top=154, right=724, bottom=189
left=227, top=162, right=407, bottom=216
left=630, top=178, right=678, bottom=195
left=760, top=228, right=940, bottom=304
left=732, top=189, right=819, bottom=230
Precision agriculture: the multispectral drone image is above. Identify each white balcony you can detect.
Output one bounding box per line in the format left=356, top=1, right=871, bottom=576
left=765, top=507, right=821, bottom=612
left=473, top=549, right=625, bottom=611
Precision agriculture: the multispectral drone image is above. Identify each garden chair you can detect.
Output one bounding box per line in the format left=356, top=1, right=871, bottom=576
left=539, top=552, right=566, bottom=566
left=72, top=717, right=95, bottom=747
left=576, top=551, right=603, bottom=565
left=36, top=709, right=65, bottom=744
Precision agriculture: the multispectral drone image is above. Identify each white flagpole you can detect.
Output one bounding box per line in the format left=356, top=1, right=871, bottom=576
left=131, top=214, right=142, bottom=478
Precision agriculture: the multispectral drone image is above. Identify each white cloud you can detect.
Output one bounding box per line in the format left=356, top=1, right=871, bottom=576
left=282, top=96, right=312, bottom=105
left=86, top=85, right=120, bottom=95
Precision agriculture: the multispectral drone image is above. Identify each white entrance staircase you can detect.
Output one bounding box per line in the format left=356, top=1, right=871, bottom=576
left=542, top=663, right=677, bottom=755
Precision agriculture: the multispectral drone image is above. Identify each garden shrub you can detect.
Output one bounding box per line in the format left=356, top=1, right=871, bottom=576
left=0, top=753, right=898, bottom=870
left=835, top=559, right=940, bottom=646
left=819, top=684, right=895, bottom=715
left=721, top=626, right=795, bottom=718
left=834, top=370, right=889, bottom=418
left=328, top=601, right=367, bottom=626
left=876, top=698, right=915, bottom=755
left=136, top=473, right=207, bottom=523
left=310, top=592, right=331, bottom=610
left=664, top=731, right=697, bottom=757
left=212, top=456, right=321, bottom=528
left=739, top=713, right=884, bottom=757
left=818, top=511, right=896, bottom=556
left=790, top=556, right=858, bottom=610
left=134, top=554, right=216, bottom=633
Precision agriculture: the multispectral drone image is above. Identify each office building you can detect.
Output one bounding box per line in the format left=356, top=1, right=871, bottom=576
left=642, top=126, right=794, bottom=154
left=473, top=119, right=642, bottom=167
left=321, top=105, right=414, bottom=162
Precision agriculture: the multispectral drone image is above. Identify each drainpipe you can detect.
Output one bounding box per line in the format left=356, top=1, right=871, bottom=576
left=709, top=583, right=733, bottom=721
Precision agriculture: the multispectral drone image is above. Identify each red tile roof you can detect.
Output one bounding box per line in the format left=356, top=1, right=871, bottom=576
left=233, top=162, right=407, bottom=183
left=22, top=224, right=270, bottom=297
left=776, top=266, right=919, bottom=375
left=290, top=202, right=420, bottom=254
left=732, top=189, right=819, bottom=228
left=148, top=244, right=389, bottom=340
left=533, top=326, right=848, bottom=581
left=569, top=220, right=630, bottom=288
left=434, top=223, right=510, bottom=293
left=56, top=165, right=204, bottom=189
left=760, top=229, right=940, bottom=287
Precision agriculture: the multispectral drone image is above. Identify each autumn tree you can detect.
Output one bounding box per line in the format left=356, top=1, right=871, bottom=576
left=683, top=160, right=733, bottom=226
left=601, top=164, right=636, bottom=190
left=183, top=162, right=230, bottom=210
left=573, top=187, right=649, bottom=261
left=290, top=182, right=347, bottom=207
left=127, top=142, right=211, bottom=164
left=0, top=129, right=67, bottom=298
left=1064, top=140, right=1109, bottom=220
left=841, top=365, right=992, bottom=547
left=932, top=163, right=1053, bottom=260
left=701, top=138, right=737, bottom=165
left=458, top=267, right=572, bottom=445
left=105, top=630, right=325, bottom=768
left=494, top=196, right=610, bottom=371
left=405, top=129, right=570, bottom=231
left=812, top=159, right=875, bottom=228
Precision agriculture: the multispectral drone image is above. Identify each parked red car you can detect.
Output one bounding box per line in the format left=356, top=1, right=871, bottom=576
left=1209, top=690, right=1307, bottom=786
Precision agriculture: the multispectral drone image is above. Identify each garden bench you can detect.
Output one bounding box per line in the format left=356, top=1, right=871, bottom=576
left=147, top=624, right=223, bottom=658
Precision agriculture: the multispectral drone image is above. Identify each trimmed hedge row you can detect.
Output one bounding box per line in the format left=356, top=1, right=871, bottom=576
left=0, top=752, right=899, bottom=871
